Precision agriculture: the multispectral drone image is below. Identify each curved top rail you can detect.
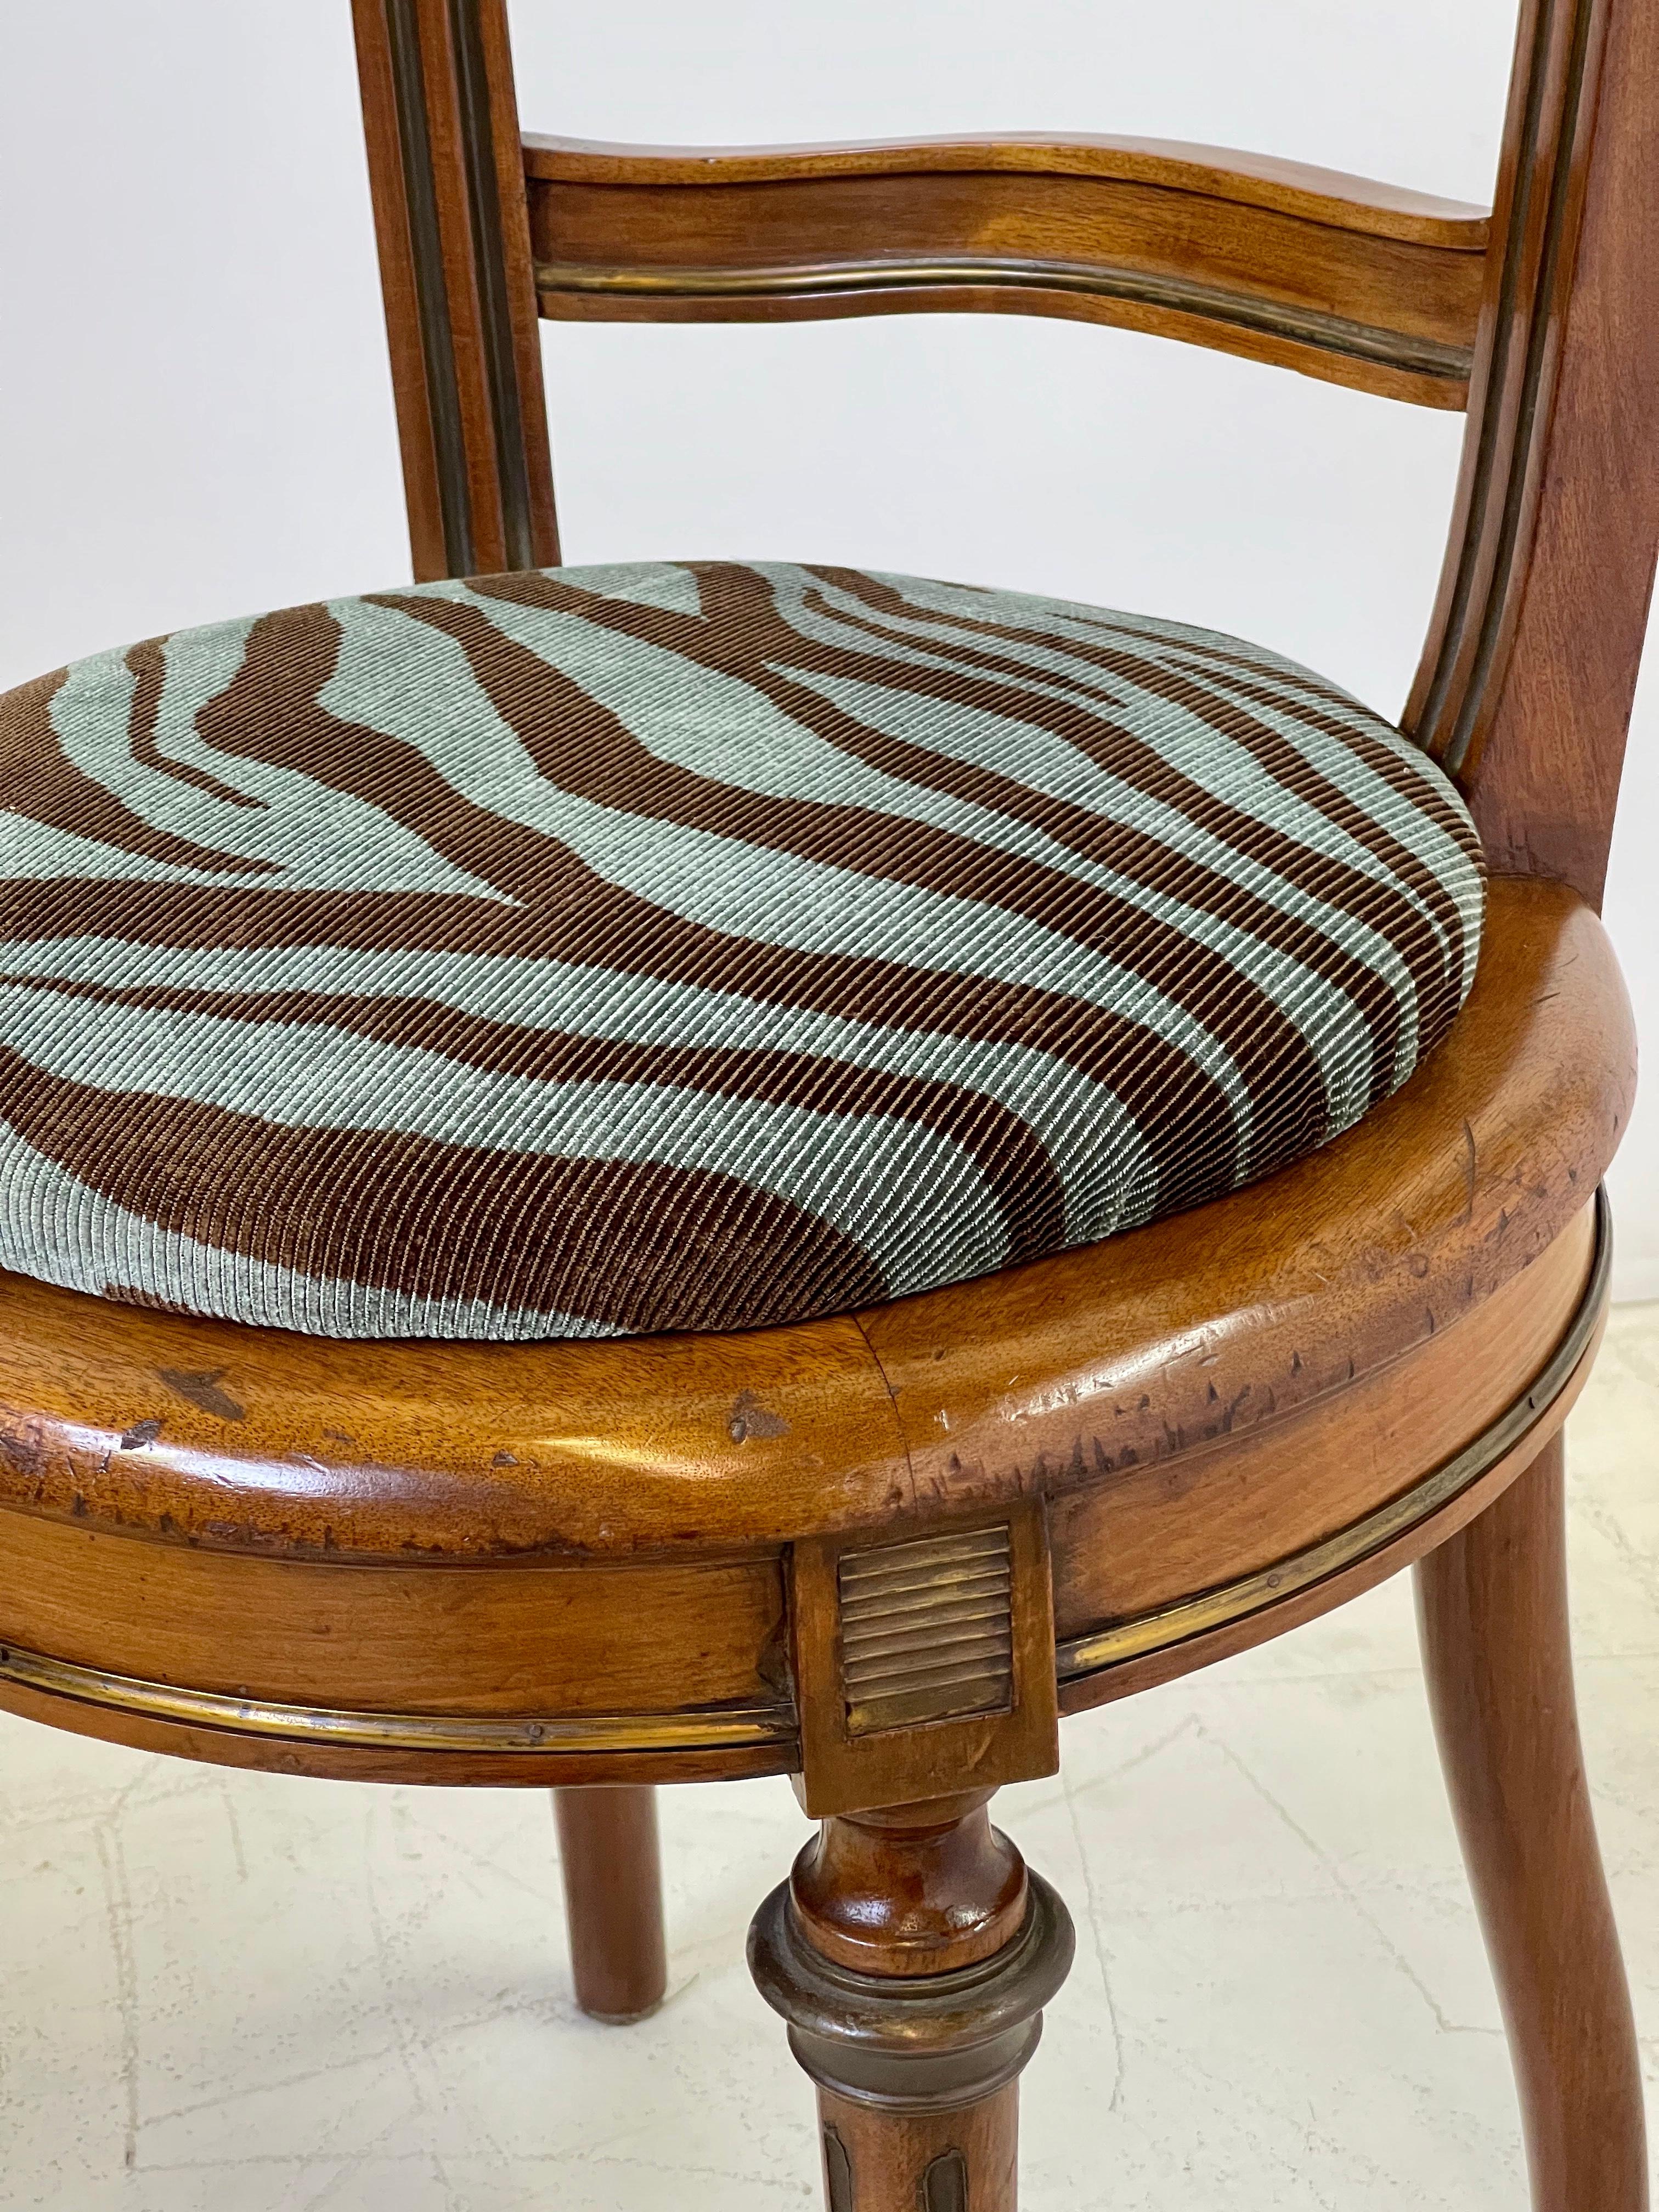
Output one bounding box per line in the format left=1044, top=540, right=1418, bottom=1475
left=524, top=129, right=1490, bottom=407
left=523, top=131, right=1491, bottom=249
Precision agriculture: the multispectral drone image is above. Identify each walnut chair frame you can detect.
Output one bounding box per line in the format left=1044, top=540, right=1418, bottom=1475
left=0, top=1, right=1653, bottom=2204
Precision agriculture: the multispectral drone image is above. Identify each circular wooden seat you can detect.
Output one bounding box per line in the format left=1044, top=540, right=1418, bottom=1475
left=0, top=875, right=1623, bottom=1788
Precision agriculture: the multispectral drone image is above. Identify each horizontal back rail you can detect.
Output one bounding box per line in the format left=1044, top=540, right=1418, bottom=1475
left=524, top=133, right=1491, bottom=410
left=357, top=7, right=1658, bottom=902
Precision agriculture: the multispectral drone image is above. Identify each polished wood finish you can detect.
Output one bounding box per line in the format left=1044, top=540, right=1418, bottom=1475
left=7, top=2, right=1657, bottom=2201
left=1054, top=1194, right=1602, bottom=1690
left=790, top=1504, right=1058, bottom=1818
left=857, top=881, right=1627, bottom=1520
left=1407, top=0, right=1659, bottom=904
left=0, top=1206, right=1600, bottom=1790
left=524, top=133, right=1488, bottom=233
left=0, top=1217, right=1591, bottom=1786
left=791, top=1793, right=1028, bottom=1976
left=524, top=133, right=1486, bottom=407
left=1406, top=0, right=1605, bottom=775
left=0, top=881, right=1626, bottom=1566
left=0, top=881, right=1626, bottom=1804
left=353, top=0, right=558, bottom=578
left=0, top=1189, right=1599, bottom=1797
left=1063, top=1293, right=1606, bottom=1718
left=818, top=2083, right=1018, bottom=2212
left=750, top=1792, right=1073, bottom=2212
left=0, top=1532, right=786, bottom=1716
left=554, top=1786, right=669, bottom=2023
left=1416, top=1435, right=1647, bottom=2210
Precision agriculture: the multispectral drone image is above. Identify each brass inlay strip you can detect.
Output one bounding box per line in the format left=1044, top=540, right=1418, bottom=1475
left=1058, top=1189, right=1611, bottom=1685
left=0, top=1200, right=1606, bottom=1758
left=1413, top=0, right=1603, bottom=773
left=383, top=0, right=475, bottom=575
left=534, top=255, right=1474, bottom=387
left=0, top=1646, right=794, bottom=1757
left=445, top=0, right=539, bottom=573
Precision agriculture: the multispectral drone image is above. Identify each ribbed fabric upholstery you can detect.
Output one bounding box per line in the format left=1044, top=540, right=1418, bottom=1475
left=0, top=561, right=1484, bottom=1340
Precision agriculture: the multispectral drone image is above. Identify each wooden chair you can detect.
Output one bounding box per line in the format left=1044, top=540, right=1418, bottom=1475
left=0, top=1, right=1652, bottom=2203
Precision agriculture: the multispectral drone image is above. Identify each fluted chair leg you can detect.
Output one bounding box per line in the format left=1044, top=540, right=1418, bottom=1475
left=749, top=1790, right=1074, bottom=2211
left=553, top=1785, right=668, bottom=2023
left=1415, top=1433, right=1647, bottom=2211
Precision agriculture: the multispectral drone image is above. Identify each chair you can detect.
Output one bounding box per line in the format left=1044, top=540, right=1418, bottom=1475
left=0, top=0, right=1651, bottom=2203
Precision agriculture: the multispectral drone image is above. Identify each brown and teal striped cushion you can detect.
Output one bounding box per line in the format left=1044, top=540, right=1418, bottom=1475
left=0, top=561, right=1483, bottom=1341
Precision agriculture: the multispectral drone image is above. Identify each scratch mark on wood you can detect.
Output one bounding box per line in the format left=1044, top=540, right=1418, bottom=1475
left=157, top=1367, right=246, bottom=1423
left=727, top=1390, right=791, bottom=1442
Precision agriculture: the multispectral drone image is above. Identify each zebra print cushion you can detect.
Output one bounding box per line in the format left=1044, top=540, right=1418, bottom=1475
left=0, top=561, right=1483, bottom=1341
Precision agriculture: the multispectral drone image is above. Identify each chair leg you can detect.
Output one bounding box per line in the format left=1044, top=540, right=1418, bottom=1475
left=552, top=1785, right=668, bottom=2023
left=748, top=1790, right=1075, bottom=2211
left=1415, top=1432, right=1648, bottom=2211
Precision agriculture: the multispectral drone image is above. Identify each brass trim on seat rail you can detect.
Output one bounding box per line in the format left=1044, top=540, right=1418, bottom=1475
left=0, top=1194, right=1608, bottom=1759
left=533, top=255, right=1475, bottom=388
left=0, top=1650, right=795, bottom=1759
left=1057, top=1185, right=1611, bottom=1688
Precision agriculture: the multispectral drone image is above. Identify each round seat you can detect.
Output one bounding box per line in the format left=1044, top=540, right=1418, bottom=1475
left=0, top=875, right=1622, bottom=1788
left=0, top=560, right=1481, bottom=1339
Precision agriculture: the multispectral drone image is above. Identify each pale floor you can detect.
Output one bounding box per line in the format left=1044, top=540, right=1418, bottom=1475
left=2, top=1314, right=1657, bottom=2212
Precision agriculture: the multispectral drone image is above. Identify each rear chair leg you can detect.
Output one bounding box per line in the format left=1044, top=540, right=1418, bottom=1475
left=553, top=1785, right=668, bottom=2023
left=1415, top=1434, right=1647, bottom=2210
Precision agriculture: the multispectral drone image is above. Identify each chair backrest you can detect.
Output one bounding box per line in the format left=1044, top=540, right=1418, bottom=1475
left=349, top=0, right=1658, bottom=910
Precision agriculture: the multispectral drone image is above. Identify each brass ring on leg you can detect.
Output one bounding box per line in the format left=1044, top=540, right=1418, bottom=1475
left=747, top=1871, right=1075, bottom=2114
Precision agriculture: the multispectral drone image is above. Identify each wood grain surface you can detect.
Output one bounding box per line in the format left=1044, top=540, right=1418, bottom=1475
left=1417, top=1435, right=1649, bottom=2209
left=554, top=1785, right=669, bottom=2022
left=352, top=0, right=558, bottom=578
left=525, top=132, right=1487, bottom=406
left=0, top=879, right=1627, bottom=1568
left=1408, top=0, right=1659, bottom=907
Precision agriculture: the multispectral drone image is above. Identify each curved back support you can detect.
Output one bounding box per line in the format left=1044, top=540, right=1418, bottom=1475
left=352, top=0, right=560, bottom=578
left=1409, top=0, right=1659, bottom=902
left=352, top=0, right=1659, bottom=906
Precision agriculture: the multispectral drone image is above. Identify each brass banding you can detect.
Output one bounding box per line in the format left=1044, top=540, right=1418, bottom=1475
left=534, top=255, right=1474, bottom=386
left=0, top=1647, right=794, bottom=1757
left=0, top=1198, right=1607, bottom=1759
left=1057, top=1187, right=1611, bottom=1686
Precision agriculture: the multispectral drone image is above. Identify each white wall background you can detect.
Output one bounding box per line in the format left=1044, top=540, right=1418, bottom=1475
left=1, top=0, right=1654, bottom=1294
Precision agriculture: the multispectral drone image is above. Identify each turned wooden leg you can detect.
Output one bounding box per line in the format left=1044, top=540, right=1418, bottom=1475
left=749, top=1790, right=1074, bottom=2211
left=1415, top=1434, right=1647, bottom=2211
left=553, top=1785, right=668, bottom=2023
